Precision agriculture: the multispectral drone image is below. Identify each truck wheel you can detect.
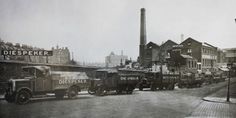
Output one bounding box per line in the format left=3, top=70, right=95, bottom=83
left=96, top=87, right=105, bottom=96
left=139, top=85, right=143, bottom=91
left=178, top=84, right=183, bottom=88
left=116, top=89, right=122, bottom=94
left=55, top=90, right=65, bottom=99
left=15, top=90, right=30, bottom=105
left=126, top=87, right=133, bottom=94
left=68, top=87, right=78, bottom=99
left=88, top=88, right=95, bottom=95
left=5, top=93, right=15, bottom=103
left=159, top=85, right=163, bottom=90
left=127, top=90, right=133, bottom=94
left=168, top=84, right=175, bottom=90
left=150, top=84, right=156, bottom=91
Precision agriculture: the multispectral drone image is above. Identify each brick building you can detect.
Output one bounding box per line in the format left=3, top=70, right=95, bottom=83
left=144, top=42, right=160, bottom=67
left=168, top=44, right=198, bottom=73
left=179, top=37, right=218, bottom=72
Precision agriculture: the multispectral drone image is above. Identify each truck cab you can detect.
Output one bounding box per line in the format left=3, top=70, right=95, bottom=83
left=5, top=66, right=89, bottom=104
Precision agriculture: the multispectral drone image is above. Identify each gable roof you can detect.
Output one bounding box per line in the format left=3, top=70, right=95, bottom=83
left=181, top=37, right=202, bottom=45
left=146, top=41, right=159, bottom=48
left=161, top=40, right=178, bottom=48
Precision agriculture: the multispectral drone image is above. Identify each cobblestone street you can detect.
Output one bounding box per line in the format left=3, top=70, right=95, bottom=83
left=1, top=79, right=235, bottom=118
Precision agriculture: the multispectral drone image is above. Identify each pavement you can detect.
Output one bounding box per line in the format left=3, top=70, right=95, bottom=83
left=188, top=78, right=236, bottom=118
left=202, top=78, right=236, bottom=104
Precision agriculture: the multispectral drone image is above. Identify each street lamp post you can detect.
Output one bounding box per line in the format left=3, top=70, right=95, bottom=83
left=226, top=63, right=232, bottom=102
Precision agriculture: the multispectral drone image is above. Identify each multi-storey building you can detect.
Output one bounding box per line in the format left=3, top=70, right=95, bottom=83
left=105, top=52, right=128, bottom=67
left=48, top=45, right=70, bottom=64
left=0, top=40, right=71, bottom=65
left=180, top=37, right=218, bottom=72
left=168, top=44, right=198, bottom=73
left=223, top=48, right=236, bottom=63
left=142, top=40, right=177, bottom=68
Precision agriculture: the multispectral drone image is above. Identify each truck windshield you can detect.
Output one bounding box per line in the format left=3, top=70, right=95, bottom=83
left=23, top=68, right=44, bottom=77
left=22, top=69, right=35, bottom=77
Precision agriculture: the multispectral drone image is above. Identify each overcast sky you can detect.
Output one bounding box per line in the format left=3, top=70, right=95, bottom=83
left=0, top=0, right=236, bottom=63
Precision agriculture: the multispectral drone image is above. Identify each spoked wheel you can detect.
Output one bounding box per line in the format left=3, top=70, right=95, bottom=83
left=68, top=87, right=78, bottom=99
left=88, top=88, right=95, bottom=95
left=139, top=85, right=143, bottom=91
left=167, top=84, right=175, bottom=90
left=116, top=89, right=122, bottom=94
left=15, top=90, right=31, bottom=105
left=126, top=86, right=134, bottom=94
left=150, top=84, right=157, bottom=91
left=95, top=86, right=106, bottom=96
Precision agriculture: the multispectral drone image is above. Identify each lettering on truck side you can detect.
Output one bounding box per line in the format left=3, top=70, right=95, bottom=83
left=120, top=77, right=139, bottom=80
left=58, top=79, right=87, bottom=85
left=163, top=76, right=178, bottom=79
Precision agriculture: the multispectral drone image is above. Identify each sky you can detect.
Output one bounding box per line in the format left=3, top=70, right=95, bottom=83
left=0, top=0, right=236, bottom=63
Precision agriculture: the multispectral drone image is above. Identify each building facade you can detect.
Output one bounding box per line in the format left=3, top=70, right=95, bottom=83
left=142, top=40, right=177, bottom=68
left=105, top=52, right=128, bottom=67
left=168, top=45, right=198, bottom=73
left=223, top=48, right=236, bottom=63
left=180, top=37, right=218, bottom=72
left=48, top=45, right=70, bottom=64
left=143, top=42, right=160, bottom=67
left=0, top=40, right=71, bottom=65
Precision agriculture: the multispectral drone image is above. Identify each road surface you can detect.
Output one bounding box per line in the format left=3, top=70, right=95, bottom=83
left=0, top=81, right=234, bottom=118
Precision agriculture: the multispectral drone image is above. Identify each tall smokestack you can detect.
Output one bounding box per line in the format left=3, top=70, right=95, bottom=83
left=139, top=8, right=147, bottom=66
left=140, top=8, right=147, bottom=45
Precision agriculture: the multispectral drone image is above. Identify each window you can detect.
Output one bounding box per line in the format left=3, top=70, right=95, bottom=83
left=188, top=61, right=191, bottom=68
left=192, top=61, right=194, bottom=68
left=187, top=49, right=192, bottom=53
left=203, top=59, right=205, bottom=66
left=188, top=42, right=191, bottom=46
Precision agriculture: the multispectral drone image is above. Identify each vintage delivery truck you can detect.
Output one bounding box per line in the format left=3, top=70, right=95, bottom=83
left=177, top=72, right=203, bottom=88
left=4, top=66, right=89, bottom=104
left=88, top=68, right=143, bottom=96
left=137, top=71, right=180, bottom=91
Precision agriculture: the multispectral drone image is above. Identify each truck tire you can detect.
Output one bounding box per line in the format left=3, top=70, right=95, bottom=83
left=150, top=84, right=157, bottom=91
left=95, top=86, right=105, bottom=96
left=68, top=87, right=78, bottom=99
left=116, top=89, right=122, bottom=94
left=5, top=93, right=15, bottom=103
left=168, top=84, right=175, bottom=90
left=88, top=87, right=95, bottom=95
left=126, top=90, right=133, bottom=94
left=126, top=86, right=133, bottom=94
left=55, top=90, right=65, bottom=99
left=178, top=84, right=183, bottom=88
left=139, top=85, right=143, bottom=91
left=15, top=90, right=31, bottom=105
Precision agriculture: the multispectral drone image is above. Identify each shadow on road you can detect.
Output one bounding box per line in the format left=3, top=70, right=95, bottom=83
left=28, top=96, right=93, bottom=104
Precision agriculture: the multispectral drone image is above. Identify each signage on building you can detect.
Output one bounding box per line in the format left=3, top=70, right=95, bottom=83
left=1, top=50, right=53, bottom=56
